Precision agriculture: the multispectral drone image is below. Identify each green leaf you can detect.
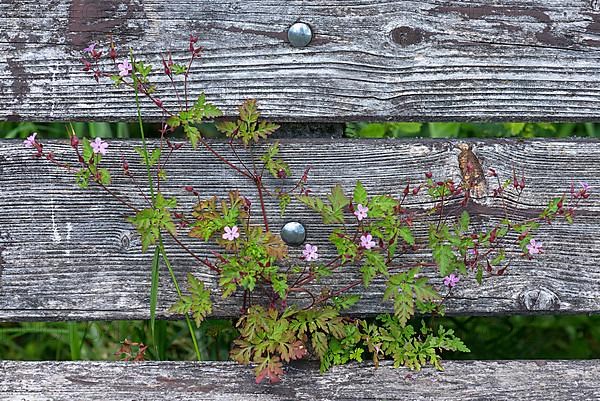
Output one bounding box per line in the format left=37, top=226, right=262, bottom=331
left=128, top=193, right=177, bottom=252
left=134, top=61, right=152, bottom=78
left=134, top=147, right=161, bottom=167
left=191, top=93, right=222, bottom=121
left=312, top=331, right=328, bottom=358
left=75, top=169, right=91, bottom=189
left=331, top=294, right=361, bottom=311
left=271, top=274, right=288, bottom=299
left=353, top=181, right=368, bottom=205
left=82, top=138, right=93, bottom=163
left=172, top=63, right=187, bottom=75
left=433, top=244, right=455, bottom=277
left=183, top=124, right=201, bottom=149
left=175, top=273, right=214, bottom=327
left=97, top=168, right=111, bottom=185
left=261, top=142, right=290, bottom=179
left=109, top=75, right=123, bottom=87
left=398, top=226, right=415, bottom=245
left=166, top=115, right=181, bottom=128
left=327, top=184, right=350, bottom=217
left=278, top=194, right=291, bottom=218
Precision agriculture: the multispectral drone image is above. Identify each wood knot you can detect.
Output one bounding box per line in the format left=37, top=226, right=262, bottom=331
left=518, top=287, right=561, bottom=311
left=592, top=0, right=600, bottom=12
left=391, top=27, right=424, bottom=46
left=119, top=231, right=132, bottom=251
left=457, top=143, right=487, bottom=197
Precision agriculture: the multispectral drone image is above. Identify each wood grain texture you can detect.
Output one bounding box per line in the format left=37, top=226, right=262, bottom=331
left=1, top=360, right=599, bottom=400
left=3, top=1, right=600, bottom=121
left=1, top=138, right=599, bottom=321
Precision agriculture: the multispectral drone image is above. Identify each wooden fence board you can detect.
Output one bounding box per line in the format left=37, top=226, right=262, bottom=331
left=2, top=1, right=600, bottom=121
left=1, top=360, right=599, bottom=400
left=1, top=138, right=599, bottom=321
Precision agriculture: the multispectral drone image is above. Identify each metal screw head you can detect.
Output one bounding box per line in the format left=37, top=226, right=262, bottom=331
left=280, top=221, right=306, bottom=246
left=287, top=22, right=313, bottom=48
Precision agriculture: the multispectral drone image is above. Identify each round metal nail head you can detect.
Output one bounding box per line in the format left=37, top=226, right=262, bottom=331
left=287, top=22, right=313, bottom=47
left=281, top=221, right=306, bottom=246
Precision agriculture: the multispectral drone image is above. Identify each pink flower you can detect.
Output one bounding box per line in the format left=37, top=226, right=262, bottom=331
left=83, top=43, right=96, bottom=53
left=443, top=273, right=460, bottom=288
left=354, top=204, right=368, bottom=221
left=118, top=60, right=132, bottom=77
left=360, top=233, right=376, bottom=250
left=91, top=137, right=108, bottom=155
left=23, top=132, right=37, bottom=148
left=222, top=226, right=240, bottom=241
left=526, top=239, right=543, bottom=255
left=580, top=182, right=591, bottom=192
left=302, top=244, right=318, bottom=262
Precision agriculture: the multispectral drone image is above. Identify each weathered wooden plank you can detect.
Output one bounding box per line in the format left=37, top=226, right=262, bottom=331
left=3, top=1, right=600, bottom=121
left=1, top=138, right=600, bottom=321
left=1, top=360, right=599, bottom=400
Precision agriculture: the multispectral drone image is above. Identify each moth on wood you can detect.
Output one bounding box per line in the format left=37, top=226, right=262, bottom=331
left=457, top=143, right=486, bottom=197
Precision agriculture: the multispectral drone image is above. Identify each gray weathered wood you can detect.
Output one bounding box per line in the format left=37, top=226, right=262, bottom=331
left=3, top=1, right=600, bottom=121
left=1, top=360, right=599, bottom=400
left=1, top=138, right=599, bottom=321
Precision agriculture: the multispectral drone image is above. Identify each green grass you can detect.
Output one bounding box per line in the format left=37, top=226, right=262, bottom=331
left=1, top=120, right=598, bottom=362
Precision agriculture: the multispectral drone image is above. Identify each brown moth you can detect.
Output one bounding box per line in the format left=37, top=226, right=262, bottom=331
left=457, top=143, right=487, bottom=197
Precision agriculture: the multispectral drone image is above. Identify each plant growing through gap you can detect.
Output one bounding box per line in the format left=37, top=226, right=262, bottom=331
left=23, top=35, right=592, bottom=383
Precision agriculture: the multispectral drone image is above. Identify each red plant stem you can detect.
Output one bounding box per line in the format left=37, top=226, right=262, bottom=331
left=95, top=181, right=140, bottom=213
left=305, top=279, right=363, bottom=309
left=96, top=70, right=174, bottom=117
left=199, top=138, right=252, bottom=179
left=228, top=140, right=254, bottom=177
left=183, top=53, right=196, bottom=110
left=166, top=231, right=221, bottom=274
left=126, top=172, right=152, bottom=208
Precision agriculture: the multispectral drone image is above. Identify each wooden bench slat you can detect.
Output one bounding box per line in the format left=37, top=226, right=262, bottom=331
left=1, top=360, right=599, bottom=400
left=1, top=138, right=599, bottom=321
left=3, top=1, right=600, bottom=121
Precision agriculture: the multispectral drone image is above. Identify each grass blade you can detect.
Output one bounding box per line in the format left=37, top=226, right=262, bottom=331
left=150, top=246, right=161, bottom=359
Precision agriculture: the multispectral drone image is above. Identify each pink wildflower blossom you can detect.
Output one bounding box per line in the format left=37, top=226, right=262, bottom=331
left=580, top=182, right=591, bottom=193
left=354, top=204, right=368, bottom=221
left=526, top=239, right=543, bottom=255
left=83, top=43, right=96, bottom=53
left=360, top=233, right=376, bottom=250
left=443, top=273, right=460, bottom=288
left=302, top=244, right=318, bottom=262
left=23, top=132, right=37, bottom=148
left=118, top=59, right=132, bottom=77
left=222, top=226, right=240, bottom=241
left=91, top=137, right=109, bottom=155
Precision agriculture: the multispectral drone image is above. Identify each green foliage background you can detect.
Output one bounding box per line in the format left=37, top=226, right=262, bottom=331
left=1, top=121, right=599, bottom=362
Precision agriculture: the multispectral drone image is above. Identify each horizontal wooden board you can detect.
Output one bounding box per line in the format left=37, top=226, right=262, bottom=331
left=1, top=138, right=599, bottom=321
left=3, top=1, right=600, bottom=121
left=1, top=360, right=599, bottom=400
